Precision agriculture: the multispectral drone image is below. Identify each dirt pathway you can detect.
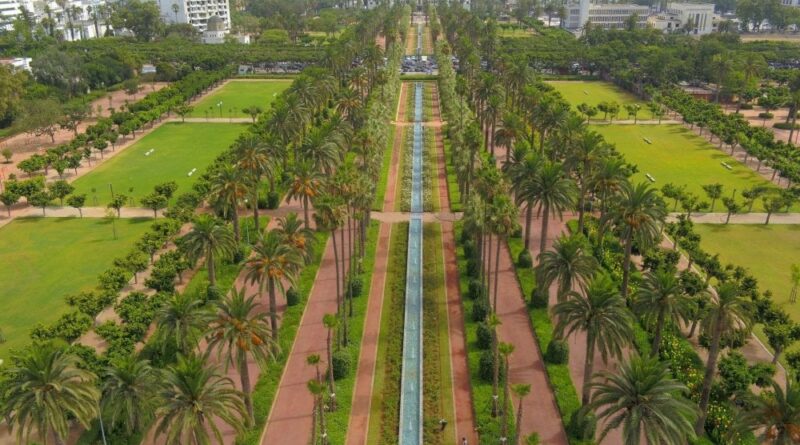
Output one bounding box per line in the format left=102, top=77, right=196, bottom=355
left=344, top=222, right=391, bottom=445
left=260, top=227, right=353, bottom=445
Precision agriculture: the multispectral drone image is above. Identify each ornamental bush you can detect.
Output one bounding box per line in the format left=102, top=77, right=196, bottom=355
left=472, top=297, right=489, bottom=322
left=530, top=287, right=549, bottom=309
left=517, top=250, right=532, bottom=268
left=286, top=287, right=300, bottom=306
left=476, top=322, right=493, bottom=350
left=468, top=279, right=486, bottom=300
left=545, top=339, right=569, bottom=364
left=331, top=350, right=351, bottom=380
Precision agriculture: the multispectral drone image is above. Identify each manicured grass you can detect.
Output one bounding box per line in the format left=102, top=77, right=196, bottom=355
left=426, top=127, right=441, bottom=212
left=694, top=223, right=800, bottom=326
left=189, top=80, right=292, bottom=118
left=547, top=80, right=644, bottom=111
left=238, top=232, right=328, bottom=445
left=422, top=223, right=456, bottom=445
left=442, top=132, right=462, bottom=212
left=72, top=123, right=246, bottom=204
left=593, top=124, right=791, bottom=212
left=0, top=217, right=152, bottom=358
left=367, top=223, right=408, bottom=445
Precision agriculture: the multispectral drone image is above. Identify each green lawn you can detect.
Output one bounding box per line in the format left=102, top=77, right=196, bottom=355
left=593, top=124, right=788, bottom=212
left=694, top=224, right=800, bottom=321
left=547, top=80, right=644, bottom=112
left=0, top=217, right=152, bottom=358
left=72, top=123, right=246, bottom=205
left=189, top=80, right=291, bottom=118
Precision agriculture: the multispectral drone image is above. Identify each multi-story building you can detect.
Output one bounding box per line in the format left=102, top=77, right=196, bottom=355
left=39, top=0, right=110, bottom=41
left=157, top=0, right=230, bottom=33
left=565, top=0, right=650, bottom=32
left=649, top=2, right=714, bottom=34
left=0, top=0, right=33, bottom=31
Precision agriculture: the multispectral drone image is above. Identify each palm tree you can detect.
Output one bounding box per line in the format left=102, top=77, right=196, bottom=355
left=508, top=152, right=542, bottom=251
left=4, top=346, right=99, bottom=445
left=235, top=135, right=276, bottom=235
left=245, top=230, right=304, bottom=340
left=307, top=379, right=329, bottom=445
left=590, top=355, right=698, bottom=445
left=695, top=282, right=751, bottom=435
left=739, top=378, right=800, bottom=444
left=511, top=383, right=531, bottom=445
left=565, top=130, right=607, bottom=233
left=487, top=312, right=502, bottom=417
left=498, top=341, right=515, bottom=441
left=488, top=195, right=518, bottom=310
left=155, top=292, right=210, bottom=354
left=276, top=212, right=316, bottom=264
left=602, top=181, right=667, bottom=300
left=634, top=269, right=693, bottom=357
left=322, top=313, right=338, bottom=407
left=536, top=233, right=598, bottom=303
left=314, top=195, right=348, bottom=344
left=532, top=161, right=577, bottom=259
left=287, top=161, right=323, bottom=229
left=153, top=355, right=246, bottom=444
left=206, top=287, right=276, bottom=424
left=552, top=272, right=633, bottom=405
left=181, top=215, right=237, bottom=288
left=101, top=356, right=161, bottom=436
left=208, top=163, right=248, bottom=243
left=590, top=157, right=629, bottom=219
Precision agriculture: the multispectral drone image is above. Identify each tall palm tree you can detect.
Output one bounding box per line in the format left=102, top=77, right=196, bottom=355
left=590, top=355, right=698, bottom=445
left=739, top=378, right=800, bottom=444
left=488, top=195, right=518, bottom=310
left=287, top=161, right=323, bottom=229
left=536, top=233, right=598, bottom=303
left=511, top=383, right=531, bottom=445
left=101, top=356, right=161, bottom=437
left=235, top=135, right=276, bottom=235
left=155, top=292, right=210, bottom=355
left=276, top=212, right=316, bottom=264
left=508, top=151, right=542, bottom=251
left=206, top=287, right=276, bottom=424
left=498, top=341, right=515, bottom=440
left=487, top=312, right=502, bottom=417
left=245, top=230, right=304, bottom=340
left=695, top=282, right=751, bottom=435
left=322, top=314, right=338, bottom=403
left=314, top=195, right=348, bottom=344
left=590, top=156, right=629, bottom=220
left=208, top=163, right=248, bottom=243
left=565, top=130, right=608, bottom=233
left=634, top=269, right=694, bottom=357
left=153, top=355, right=246, bottom=444
left=532, top=161, right=577, bottom=259
left=602, top=181, right=667, bottom=300
left=307, top=379, right=328, bottom=445
left=552, top=272, right=633, bottom=405
left=4, top=346, right=99, bottom=445
left=181, top=215, right=237, bottom=288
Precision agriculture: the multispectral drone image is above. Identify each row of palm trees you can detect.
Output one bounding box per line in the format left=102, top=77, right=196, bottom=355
left=437, top=4, right=800, bottom=443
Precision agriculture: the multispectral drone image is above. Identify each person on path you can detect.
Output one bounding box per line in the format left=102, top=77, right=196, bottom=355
left=439, top=418, right=448, bottom=432
left=462, top=437, right=468, bottom=445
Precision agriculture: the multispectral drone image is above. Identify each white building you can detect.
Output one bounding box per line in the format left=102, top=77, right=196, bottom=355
left=565, top=0, right=650, bottom=32
left=201, top=14, right=226, bottom=43
left=0, top=0, right=33, bottom=31
left=649, top=2, right=714, bottom=34
left=39, top=0, right=110, bottom=41
left=157, top=0, right=230, bottom=32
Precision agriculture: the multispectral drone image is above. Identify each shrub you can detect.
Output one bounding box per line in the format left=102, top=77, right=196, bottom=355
left=738, top=103, right=753, bottom=110
left=466, top=257, right=481, bottom=278
left=472, top=298, right=489, bottom=322
left=331, top=350, right=351, bottom=380
left=476, top=322, right=493, bottom=350
left=232, top=243, right=249, bottom=263
left=145, top=264, right=177, bottom=292
left=545, top=339, right=569, bottom=364
left=567, top=409, right=597, bottom=441
left=468, top=279, right=486, bottom=300
left=511, top=225, right=523, bottom=238
left=65, top=291, right=115, bottom=318
left=530, top=287, right=549, bottom=309
left=750, top=362, right=776, bottom=387
left=98, top=267, right=130, bottom=293
left=773, top=122, right=800, bottom=130
left=206, top=285, right=222, bottom=301
left=346, top=277, right=363, bottom=298
left=478, top=350, right=497, bottom=382
left=463, top=239, right=476, bottom=259
left=31, top=311, right=93, bottom=342
left=266, top=191, right=280, bottom=209
left=286, top=287, right=300, bottom=306
left=758, top=112, right=774, bottom=119
left=718, top=351, right=751, bottom=397
left=517, top=250, right=532, bottom=268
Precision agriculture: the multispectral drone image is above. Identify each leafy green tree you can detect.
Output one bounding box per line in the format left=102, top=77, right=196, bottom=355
left=66, top=194, right=86, bottom=217
left=553, top=272, right=633, bottom=405
left=181, top=215, right=236, bottom=287
left=208, top=163, right=248, bottom=242
left=696, top=282, right=752, bottom=434
left=50, top=180, right=74, bottom=206
left=702, top=183, right=723, bottom=212
left=101, top=356, right=161, bottom=436
left=590, top=355, right=698, bottom=445
left=4, top=345, right=100, bottom=445
left=110, top=0, right=164, bottom=41
left=29, top=190, right=52, bottom=216
left=107, top=194, right=128, bottom=217
left=722, top=196, right=741, bottom=224
left=141, top=192, right=168, bottom=218
left=206, top=287, right=276, bottom=424
left=154, top=181, right=179, bottom=199
left=0, top=190, right=20, bottom=217
left=634, top=269, right=693, bottom=356
left=153, top=355, right=246, bottom=444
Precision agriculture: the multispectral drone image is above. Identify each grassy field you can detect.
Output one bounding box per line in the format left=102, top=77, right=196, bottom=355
left=189, top=80, right=291, bottom=118
left=694, top=224, right=800, bottom=321
left=0, top=217, right=151, bottom=358
left=72, top=123, right=245, bottom=204
left=547, top=80, right=644, bottom=111
left=593, top=124, right=788, bottom=212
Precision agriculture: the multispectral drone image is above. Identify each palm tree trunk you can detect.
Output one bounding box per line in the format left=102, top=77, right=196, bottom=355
left=577, top=181, right=587, bottom=233
left=696, top=324, right=722, bottom=435
left=268, top=279, right=279, bottom=341
left=331, top=231, right=342, bottom=345
left=252, top=188, right=260, bottom=235
left=304, top=195, right=310, bottom=228
left=327, top=328, right=335, bottom=394
left=581, top=333, right=595, bottom=406
left=493, top=235, right=501, bottom=311
left=486, top=233, right=493, bottom=294
left=523, top=203, right=533, bottom=250
left=621, top=230, right=634, bottom=300
left=241, top=354, right=254, bottom=424
left=652, top=308, right=666, bottom=357
left=514, top=397, right=524, bottom=445
left=339, top=225, right=348, bottom=345
left=319, top=396, right=328, bottom=445
left=501, top=356, right=510, bottom=438
left=311, top=395, right=318, bottom=444
left=539, top=203, right=550, bottom=259
left=207, top=250, right=216, bottom=287
left=492, top=334, right=499, bottom=417
left=232, top=209, right=240, bottom=243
